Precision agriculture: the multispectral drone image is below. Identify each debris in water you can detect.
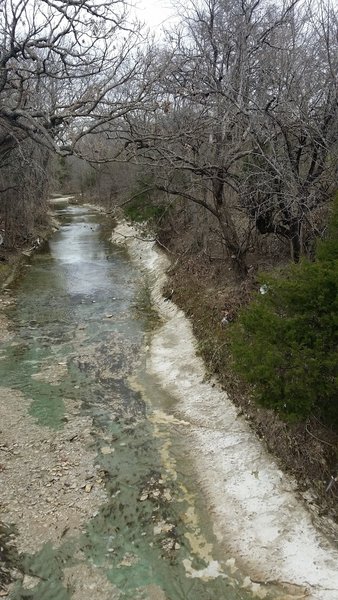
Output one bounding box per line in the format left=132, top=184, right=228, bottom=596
left=118, top=553, right=139, bottom=568
left=101, top=446, right=114, bottom=455
left=163, top=489, right=172, bottom=502
left=153, top=521, right=175, bottom=535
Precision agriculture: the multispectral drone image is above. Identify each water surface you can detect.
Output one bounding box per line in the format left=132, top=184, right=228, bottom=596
left=0, top=205, right=272, bottom=600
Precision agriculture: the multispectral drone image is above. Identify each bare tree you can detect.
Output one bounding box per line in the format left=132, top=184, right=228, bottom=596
left=0, top=0, right=151, bottom=154
left=242, top=0, right=338, bottom=261
left=119, top=0, right=307, bottom=273
left=0, top=138, right=51, bottom=246
left=118, top=0, right=338, bottom=270
left=0, top=0, right=149, bottom=244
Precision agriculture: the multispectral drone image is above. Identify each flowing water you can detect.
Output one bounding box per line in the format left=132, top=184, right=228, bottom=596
left=0, top=205, right=274, bottom=600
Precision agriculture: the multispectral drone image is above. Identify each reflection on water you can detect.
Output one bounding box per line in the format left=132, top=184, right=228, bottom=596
left=0, top=206, right=271, bottom=599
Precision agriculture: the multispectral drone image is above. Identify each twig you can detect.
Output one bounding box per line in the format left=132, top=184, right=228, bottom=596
left=326, top=476, right=338, bottom=493
left=154, top=237, right=174, bottom=255
left=114, top=230, right=156, bottom=243
left=305, top=424, right=337, bottom=449
left=114, top=229, right=174, bottom=254
left=118, top=187, right=155, bottom=207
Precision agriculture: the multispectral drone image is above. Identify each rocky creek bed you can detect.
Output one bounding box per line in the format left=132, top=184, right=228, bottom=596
left=0, top=204, right=289, bottom=600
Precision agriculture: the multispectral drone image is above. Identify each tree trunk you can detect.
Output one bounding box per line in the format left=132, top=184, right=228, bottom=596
left=217, top=208, right=247, bottom=276
left=290, top=220, right=302, bottom=263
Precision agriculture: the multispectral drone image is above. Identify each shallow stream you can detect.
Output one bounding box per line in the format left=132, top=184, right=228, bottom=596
left=0, top=205, right=273, bottom=600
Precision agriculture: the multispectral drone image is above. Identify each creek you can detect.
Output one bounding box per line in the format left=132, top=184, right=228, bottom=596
left=0, top=204, right=274, bottom=600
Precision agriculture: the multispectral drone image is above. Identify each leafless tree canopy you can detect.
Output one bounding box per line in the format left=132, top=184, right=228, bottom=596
left=1, top=0, right=337, bottom=261
left=0, top=0, right=148, bottom=154
left=0, top=0, right=146, bottom=245
left=115, top=0, right=338, bottom=268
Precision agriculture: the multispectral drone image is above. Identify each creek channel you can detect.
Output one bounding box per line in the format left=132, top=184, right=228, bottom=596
left=0, top=204, right=277, bottom=600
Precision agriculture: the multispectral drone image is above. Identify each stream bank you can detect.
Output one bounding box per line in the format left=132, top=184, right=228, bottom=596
left=0, top=197, right=65, bottom=291
left=112, top=221, right=338, bottom=600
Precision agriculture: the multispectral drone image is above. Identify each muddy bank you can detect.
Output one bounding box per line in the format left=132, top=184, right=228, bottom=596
left=0, top=194, right=80, bottom=291
left=0, top=217, right=60, bottom=291
left=112, top=222, right=338, bottom=600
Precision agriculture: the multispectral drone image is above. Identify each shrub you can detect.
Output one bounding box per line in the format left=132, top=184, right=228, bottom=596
left=230, top=198, right=338, bottom=425
left=124, top=175, right=166, bottom=224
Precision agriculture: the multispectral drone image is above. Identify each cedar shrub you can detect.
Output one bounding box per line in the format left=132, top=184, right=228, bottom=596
left=230, top=198, right=338, bottom=426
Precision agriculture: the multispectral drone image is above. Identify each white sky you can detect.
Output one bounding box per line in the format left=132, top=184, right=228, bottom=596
left=133, top=0, right=177, bottom=31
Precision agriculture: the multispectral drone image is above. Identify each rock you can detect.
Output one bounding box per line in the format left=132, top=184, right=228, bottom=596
left=101, top=446, right=114, bottom=455
left=163, top=490, right=172, bottom=502
left=153, top=521, right=175, bottom=535
left=23, top=574, right=40, bottom=589
left=118, top=553, right=138, bottom=567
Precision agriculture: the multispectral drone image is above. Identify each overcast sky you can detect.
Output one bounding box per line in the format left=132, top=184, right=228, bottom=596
left=133, top=0, right=177, bottom=31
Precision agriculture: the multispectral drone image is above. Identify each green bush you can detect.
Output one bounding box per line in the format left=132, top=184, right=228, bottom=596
left=230, top=199, right=338, bottom=425
left=124, top=175, right=165, bottom=224
left=124, top=199, right=165, bottom=223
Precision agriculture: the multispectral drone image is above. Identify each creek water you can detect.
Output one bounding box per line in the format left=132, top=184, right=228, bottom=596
left=0, top=205, right=272, bottom=600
